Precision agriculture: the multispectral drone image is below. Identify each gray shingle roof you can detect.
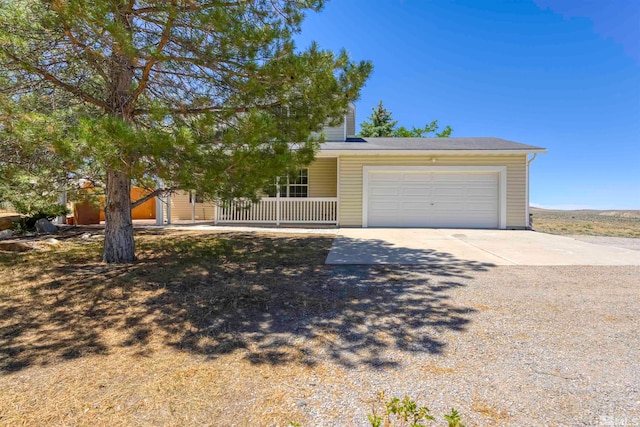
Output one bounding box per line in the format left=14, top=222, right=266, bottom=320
left=319, top=137, right=545, bottom=152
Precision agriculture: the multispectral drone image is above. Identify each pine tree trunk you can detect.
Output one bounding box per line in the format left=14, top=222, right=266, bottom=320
left=103, top=168, right=135, bottom=263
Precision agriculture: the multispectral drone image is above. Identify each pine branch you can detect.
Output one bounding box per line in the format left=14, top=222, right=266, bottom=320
left=130, top=0, right=178, bottom=103
left=1, top=49, right=109, bottom=110
left=130, top=1, right=244, bottom=16
left=131, top=187, right=176, bottom=209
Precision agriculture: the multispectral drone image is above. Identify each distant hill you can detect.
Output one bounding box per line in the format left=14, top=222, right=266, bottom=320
left=530, top=207, right=640, bottom=219
left=529, top=207, right=640, bottom=237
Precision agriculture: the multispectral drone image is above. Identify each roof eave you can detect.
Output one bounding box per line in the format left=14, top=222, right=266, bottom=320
left=316, top=148, right=548, bottom=157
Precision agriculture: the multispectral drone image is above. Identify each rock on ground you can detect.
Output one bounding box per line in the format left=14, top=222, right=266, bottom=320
left=35, top=218, right=57, bottom=233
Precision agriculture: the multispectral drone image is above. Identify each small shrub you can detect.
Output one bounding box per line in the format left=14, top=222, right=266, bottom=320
left=443, top=408, right=465, bottom=427
left=11, top=205, right=68, bottom=233
left=368, top=392, right=466, bottom=427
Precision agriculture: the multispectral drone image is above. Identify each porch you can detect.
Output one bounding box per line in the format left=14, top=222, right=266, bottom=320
left=216, top=197, right=338, bottom=225
left=161, top=196, right=338, bottom=226
left=165, top=158, right=339, bottom=226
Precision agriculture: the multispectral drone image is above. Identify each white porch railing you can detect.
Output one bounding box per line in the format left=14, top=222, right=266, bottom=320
left=215, top=197, right=337, bottom=225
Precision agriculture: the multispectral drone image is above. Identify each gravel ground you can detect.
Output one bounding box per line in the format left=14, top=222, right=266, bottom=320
left=292, top=265, right=640, bottom=426
left=570, top=236, right=640, bottom=252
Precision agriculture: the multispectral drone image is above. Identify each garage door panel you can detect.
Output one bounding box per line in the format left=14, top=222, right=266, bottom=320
left=402, top=172, right=431, bottom=178
left=434, top=187, right=465, bottom=197
left=401, top=187, right=432, bottom=197
left=402, top=180, right=432, bottom=189
left=369, top=201, right=398, bottom=211
left=467, top=188, right=496, bottom=197
left=433, top=173, right=465, bottom=181
left=402, top=178, right=431, bottom=186
left=370, top=177, right=400, bottom=184
left=402, top=201, right=432, bottom=210
left=434, top=201, right=468, bottom=210
left=366, top=170, right=499, bottom=228
left=370, top=187, right=400, bottom=197
left=368, top=208, right=400, bottom=218
left=370, top=179, right=401, bottom=185
left=466, top=207, right=496, bottom=213
left=466, top=174, right=498, bottom=182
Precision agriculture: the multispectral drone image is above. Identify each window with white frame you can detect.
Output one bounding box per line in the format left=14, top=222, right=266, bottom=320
left=267, top=169, right=308, bottom=197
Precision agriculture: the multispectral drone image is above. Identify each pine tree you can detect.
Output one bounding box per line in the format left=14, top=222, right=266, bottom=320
left=358, top=101, right=397, bottom=137
left=358, top=101, right=452, bottom=138
left=0, top=0, right=372, bottom=263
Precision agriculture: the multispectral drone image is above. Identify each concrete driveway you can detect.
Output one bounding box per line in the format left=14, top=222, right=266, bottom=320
left=326, top=229, right=640, bottom=265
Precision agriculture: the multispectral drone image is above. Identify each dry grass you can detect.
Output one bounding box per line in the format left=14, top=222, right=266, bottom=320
left=471, top=396, right=511, bottom=424
left=531, top=207, right=640, bottom=237
left=0, top=229, right=484, bottom=426
left=419, top=362, right=457, bottom=375
left=0, top=230, right=334, bottom=426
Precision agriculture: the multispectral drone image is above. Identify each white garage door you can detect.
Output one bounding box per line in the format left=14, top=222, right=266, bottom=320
left=366, top=170, right=499, bottom=228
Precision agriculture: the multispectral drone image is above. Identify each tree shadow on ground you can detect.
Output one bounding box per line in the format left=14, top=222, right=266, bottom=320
left=0, top=231, right=493, bottom=372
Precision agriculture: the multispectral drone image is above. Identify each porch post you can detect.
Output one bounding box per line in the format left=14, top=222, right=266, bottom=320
left=166, top=192, right=172, bottom=224
left=155, top=180, right=164, bottom=226
left=155, top=196, right=164, bottom=225
left=191, top=191, right=196, bottom=223
left=276, top=176, right=281, bottom=226
left=336, top=157, right=340, bottom=227
left=56, top=190, right=67, bottom=225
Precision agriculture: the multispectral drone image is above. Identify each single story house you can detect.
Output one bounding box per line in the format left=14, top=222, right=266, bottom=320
left=165, top=106, right=546, bottom=229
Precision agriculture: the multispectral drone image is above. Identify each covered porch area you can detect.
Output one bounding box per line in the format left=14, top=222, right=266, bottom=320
left=163, top=157, right=339, bottom=226
left=215, top=197, right=337, bottom=225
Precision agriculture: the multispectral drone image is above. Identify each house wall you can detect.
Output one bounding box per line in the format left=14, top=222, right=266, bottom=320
left=96, top=187, right=156, bottom=222
left=129, top=187, right=156, bottom=220
left=338, top=154, right=528, bottom=228
left=346, top=106, right=356, bottom=137
left=319, top=103, right=356, bottom=141
left=322, top=124, right=344, bottom=141
left=308, top=158, right=337, bottom=197
left=170, top=192, right=216, bottom=221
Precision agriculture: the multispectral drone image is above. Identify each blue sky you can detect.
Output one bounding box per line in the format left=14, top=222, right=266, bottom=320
left=296, top=0, right=640, bottom=210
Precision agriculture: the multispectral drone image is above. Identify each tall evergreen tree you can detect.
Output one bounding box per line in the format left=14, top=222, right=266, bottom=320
left=358, top=101, right=397, bottom=137
left=0, top=0, right=372, bottom=263
left=358, top=101, right=452, bottom=138
left=394, top=121, right=452, bottom=138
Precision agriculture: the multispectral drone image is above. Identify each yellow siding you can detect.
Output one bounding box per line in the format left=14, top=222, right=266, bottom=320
left=170, top=191, right=216, bottom=221
left=338, top=155, right=527, bottom=228
left=308, top=158, right=337, bottom=197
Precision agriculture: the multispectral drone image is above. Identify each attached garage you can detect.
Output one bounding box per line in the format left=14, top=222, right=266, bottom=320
left=317, top=137, right=545, bottom=229
left=363, top=166, right=506, bottom=228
